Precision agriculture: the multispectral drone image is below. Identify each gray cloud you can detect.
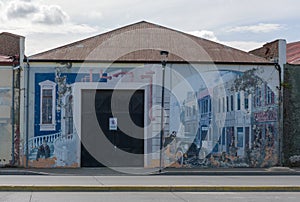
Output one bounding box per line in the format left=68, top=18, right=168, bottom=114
left=6, top=0, right=38, bottom=19
left=33, top=5, right=68, bottom=25
left=227, top=23, right=283, bottom=33
left=4, top=0, right=68, bottom=25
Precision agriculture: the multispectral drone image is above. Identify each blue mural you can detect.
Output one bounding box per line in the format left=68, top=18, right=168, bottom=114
left=28, top=71, right=110, bottom=167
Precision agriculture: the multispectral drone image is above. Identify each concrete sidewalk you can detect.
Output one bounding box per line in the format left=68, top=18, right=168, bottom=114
left=1, top=167, right=300, bottom=192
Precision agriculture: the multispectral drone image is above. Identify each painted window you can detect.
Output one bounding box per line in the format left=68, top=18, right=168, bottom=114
left=222, top=128, right=226, bottom=146
left=255, top=87, right=262, bottom=107
left=42, top=89, right=53, bottom=124
left=65, top=95, right=73, bottom=134
left=237, top=92, right=241, bottom=110
left=230, top=95, right=234, bottom=111
left=200, top=97, right=211, bottom=115
left=226, top=96, right=229, bottom=112
left=193, top=105, right=196, bottom=116
left=244, top=92, right=249, bottom=110
left=266, top=86, right=275, bottom=105
left=222, top=97, right=225, bottom=112
left=39, top=80, right=56, bottom=131
left=237, top=127, right=243, bottom=147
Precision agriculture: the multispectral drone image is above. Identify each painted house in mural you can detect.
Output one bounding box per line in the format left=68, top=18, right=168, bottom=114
left=0, top=32, right=24, bottom=167
left=250, top=39, right=300, bottom=166
left=24, top=21, right=281, bottom=169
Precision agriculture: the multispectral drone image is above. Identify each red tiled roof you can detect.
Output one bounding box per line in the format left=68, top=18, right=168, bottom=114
left=30, top=21, right=270, bottom=64
left=287, top=41, right=300, bottom=64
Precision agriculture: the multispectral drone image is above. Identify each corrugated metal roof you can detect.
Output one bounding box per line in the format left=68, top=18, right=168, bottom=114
left=30, top=21, right=270, bottom=64
left=287, top=41, right=300, bottom=64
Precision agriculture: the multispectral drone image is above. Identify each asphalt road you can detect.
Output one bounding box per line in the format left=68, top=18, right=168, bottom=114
left=0, top=192, right=299, bottom=202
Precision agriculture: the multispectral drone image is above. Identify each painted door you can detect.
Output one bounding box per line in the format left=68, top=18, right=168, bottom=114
left=81, top=89, right=144, bottom=167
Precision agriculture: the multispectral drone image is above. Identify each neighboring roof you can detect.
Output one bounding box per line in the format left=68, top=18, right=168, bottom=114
left=249, top=40, right=280, bottom=62
left=0, top=32, right=24, bottom=57
left=30, top=21, right=270, bottom=64
left=287, top=41, right=300, bottom=64
left=0, top=54, right=13, bottom=65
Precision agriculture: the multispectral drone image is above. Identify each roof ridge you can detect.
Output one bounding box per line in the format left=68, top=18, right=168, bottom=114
left=29, top=21, right=270, bottom=63
left=0, top=32, right=24, bottom=38
left=30, top=21, right=156, bottom=58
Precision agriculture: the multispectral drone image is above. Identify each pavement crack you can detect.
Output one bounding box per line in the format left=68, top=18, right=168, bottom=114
left=29, top=192, right=33, bottom=202
left=93, top=176, right=104, bottom=185
left=171, top=191, right=189, bottom=202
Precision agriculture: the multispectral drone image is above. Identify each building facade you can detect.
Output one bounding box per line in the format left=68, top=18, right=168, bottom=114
left=0, top=32, right=24, bottom=167
left=21, top=21, right=281, bottom=170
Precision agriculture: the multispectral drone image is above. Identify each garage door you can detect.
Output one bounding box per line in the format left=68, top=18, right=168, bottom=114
left=81, top=89, right=144, bottom=167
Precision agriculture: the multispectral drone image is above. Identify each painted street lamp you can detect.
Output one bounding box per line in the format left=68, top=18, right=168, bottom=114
left=159, top=50, right=169, bottom=173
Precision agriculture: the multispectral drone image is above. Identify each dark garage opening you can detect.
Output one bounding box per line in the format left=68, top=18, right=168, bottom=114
left=81, top=89, right=145, bottom=167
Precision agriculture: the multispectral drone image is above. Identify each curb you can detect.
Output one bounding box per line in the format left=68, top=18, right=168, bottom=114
left=0, top=170, right=49, bottom=175
left=1, top=185, right=300, bottom=192
left=158, top=171, right=300, bottom=176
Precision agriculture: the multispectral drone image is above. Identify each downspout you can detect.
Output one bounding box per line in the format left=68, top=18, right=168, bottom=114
left=275, top=39, right=286, bottom=166
left=11, top=62, right=15, bottom=165
left=275, top=62, right=283, bottom=166
left=11, top=36, right=25, bottom=166
left=25, top=58, right=30, bottom=168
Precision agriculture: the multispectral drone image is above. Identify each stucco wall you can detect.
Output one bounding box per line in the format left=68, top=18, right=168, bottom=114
left=0, top=67, right=12, bottom=165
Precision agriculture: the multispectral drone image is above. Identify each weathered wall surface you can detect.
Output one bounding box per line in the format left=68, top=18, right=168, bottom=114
left=0, top=67, right=13, bottom=166
left=283, top=64, right=300, bottom=166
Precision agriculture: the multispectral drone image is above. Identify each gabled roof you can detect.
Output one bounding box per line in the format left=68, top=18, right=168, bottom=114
left=287, top=41, right=300, bottom=64
left=30, top=21, right=270, bottom=64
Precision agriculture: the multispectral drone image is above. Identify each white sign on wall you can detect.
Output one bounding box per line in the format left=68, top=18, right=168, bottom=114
left=109, top=117, right=118, bottom=131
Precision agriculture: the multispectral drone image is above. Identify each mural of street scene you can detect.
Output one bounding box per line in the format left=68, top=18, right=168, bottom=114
left=165, top=67, right=279, bottom=168
left=25, top=63, right=279, bottom=169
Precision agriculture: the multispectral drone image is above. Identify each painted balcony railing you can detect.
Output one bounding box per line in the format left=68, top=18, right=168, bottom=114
left=24, top=132, right=61, bottom=155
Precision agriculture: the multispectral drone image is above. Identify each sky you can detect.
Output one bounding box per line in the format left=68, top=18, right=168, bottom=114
left=0, top=0, right=299, bottom=56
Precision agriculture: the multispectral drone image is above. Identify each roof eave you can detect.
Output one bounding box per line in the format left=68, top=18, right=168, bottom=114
left=27, top=58, right=273, bottom=66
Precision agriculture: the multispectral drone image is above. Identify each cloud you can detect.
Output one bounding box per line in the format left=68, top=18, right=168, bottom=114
left=222, top=41, right=264, bottom=52
left=0, top=0, right=99, bottom=56
left=3, top=0, right=68, bottom=25
left=188, top=30, right=218, bottom=41
left=6, top=0, right=38, bottom=19
left=227, top=23, right=283, bottom=33
left=188, top=30, right=263, bottom=51
left=33, top=5, right=68, bottom=25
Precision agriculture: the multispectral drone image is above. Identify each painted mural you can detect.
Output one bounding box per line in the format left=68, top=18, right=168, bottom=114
left=27, top=70, right=81, bottom=168
left=28, top=66, right=149, bottom=168
left=27, top=63, right=279, bottom=169
left=165, top=66, right=279, bottom=168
